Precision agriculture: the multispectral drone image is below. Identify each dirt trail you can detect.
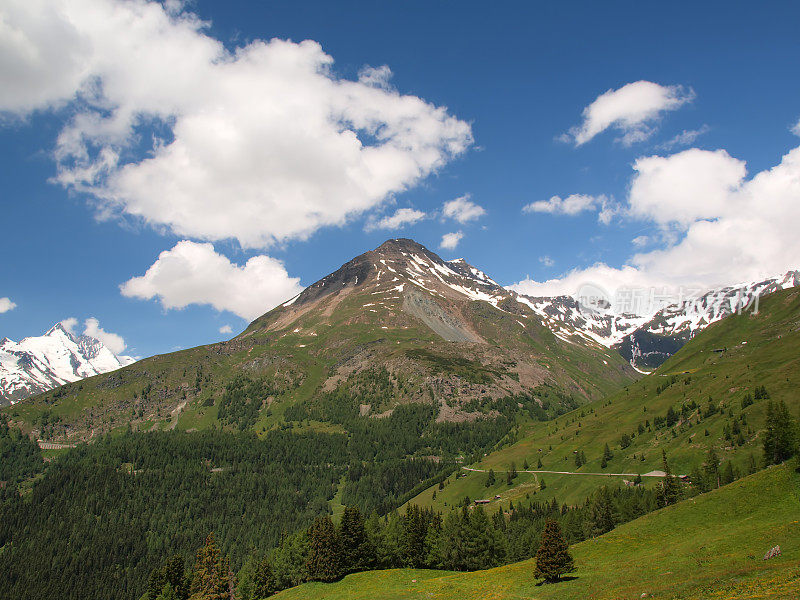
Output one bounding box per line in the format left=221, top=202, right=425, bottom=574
left=462, top=467, right=678, bottom=478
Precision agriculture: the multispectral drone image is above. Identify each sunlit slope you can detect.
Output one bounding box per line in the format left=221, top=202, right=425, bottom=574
left=2, top=240, right=636, bottom=440
left=276, top=464, right=800, bottom=600
left=408, top=286, right=800, bottom=511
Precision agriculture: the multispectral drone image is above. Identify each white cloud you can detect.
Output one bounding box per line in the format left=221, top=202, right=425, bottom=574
left=83, top=317, right=127, bottom=354
left=631, top=235, right=650, bottom=248
left=60, top=317, right=78, bottom=334
left=523, top=193, right=617, bottom=224
left=366, top=207, right=426, bottom=231
left=510, top=144, right=800, bottom=305
left=442, top=195, right=486, bottom=223
left=566, top=81, right=694, bottom=146
left=792, top=118, right=800, bottom=137
left=120, top=241, right=304, bottom=321
left=539, top=256, right=554, bottom=267
left=1, top=0, right=472, bottom=249
left=656, top=125, right=710, bottom=150
left=0, top=297, right=16, bottom=313
left=439, top=231, right=463, bottom=250
left=219, top=324, right=233, bottom=334
left=628, top=149, right=746, bottom=228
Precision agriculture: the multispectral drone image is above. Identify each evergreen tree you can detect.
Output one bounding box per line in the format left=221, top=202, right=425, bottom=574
left=584, top=487, right=614, bottom=538
left=485, top=469, right=496, bottom=487
left=600, top=443, right=613, bottom=469
left=704, top=446, right=720, bottom=489
left=720, top=461, right=735, bottom=486
left=763, top=400, right=798, bottom=466
left=306, top=516, right=342, bottom=582
left=339, top=505, right=375, bottom=573
left=537, top=457, right=543, bottom=469
left=659, top=450, right=682, bottom=506
left=251, top=558, right=276, bottom=600
left=188, top=534, right=230, bottom=600
left=534, top=521, right=574, bottom=583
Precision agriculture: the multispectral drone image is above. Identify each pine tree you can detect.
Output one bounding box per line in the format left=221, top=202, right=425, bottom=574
left=720, top=461, right=735, bottom=485
left=306, top=516, right=342, bottom=582
left=600, top=443, right=613, bottom=469
left=534, top=521, right=574, bottom=583
left=584, top=486, right=615, bottom=537
left=339, top=506, right=375, bottom=573
left=188, top=534, right=229, bottom=600
left=659, top=450, right=682, bottom=506
left=704, top=446, right=720, bottom=489
left=485, top=469, right=496, bottom=487
left=251, top=558, right=276, bottom=600
left=763, top=400, right=798, bottom=466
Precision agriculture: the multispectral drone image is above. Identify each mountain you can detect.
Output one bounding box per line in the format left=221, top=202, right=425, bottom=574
left=409, top=283, right=800, bottom=510
left=516, top=270, right=800, bottom=370
left=0, top=323, right=135, bottom=406
left=2, top=238, right=635, bottom=440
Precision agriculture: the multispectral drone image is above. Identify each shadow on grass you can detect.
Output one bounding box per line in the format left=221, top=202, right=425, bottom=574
left=534, top=576, right=578, bottom=586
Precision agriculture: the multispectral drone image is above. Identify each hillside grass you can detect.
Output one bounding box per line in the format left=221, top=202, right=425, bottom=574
left=408, top=287, right=800, bottom=512
left=277, top=463, right=800, bottom=600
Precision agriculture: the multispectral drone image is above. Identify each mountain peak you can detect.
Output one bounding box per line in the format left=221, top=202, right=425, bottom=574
left=373, top=238, right=428, bottom=255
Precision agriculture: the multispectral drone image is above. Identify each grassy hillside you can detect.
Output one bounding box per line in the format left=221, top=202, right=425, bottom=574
left=1, top=240, right=634, bottom=442
left=276, top=463, right=800, bottom=600
left=407, top=286, right=800, bottom=511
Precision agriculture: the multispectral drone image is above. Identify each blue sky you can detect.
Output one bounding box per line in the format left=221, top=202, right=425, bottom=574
left=1, top=0, right=800, bottom=359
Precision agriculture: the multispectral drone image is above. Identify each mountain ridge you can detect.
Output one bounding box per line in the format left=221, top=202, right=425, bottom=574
left=0, top=322, right=135, bottom=406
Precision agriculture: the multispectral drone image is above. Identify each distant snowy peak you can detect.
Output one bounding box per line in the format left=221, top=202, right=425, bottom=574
left=514, top=270, right=799, bottom=350
left=0, top=323, right=135, bottom=405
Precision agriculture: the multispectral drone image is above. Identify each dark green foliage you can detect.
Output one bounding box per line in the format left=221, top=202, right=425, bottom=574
left=485, top=468, right=495, bottom=487
left=339, top=506, right=375, bottom=573
left=0, top=430, right=347, bottom=600
left=762, top=400, right=798, bottom=466
left=217, top=376, right=279, bottom=431
left=600, top=443, right=613, bottom=469
left=584, top=486, right=615, bottom=538
left=0, top=416, right=43, bottom=499
left=147, top=555, right=189, bottom=600
left=306, top=516, right=342, bottom=582
left=659, top=450, right=683, bottom=506
left=534, top=521, right=574, bottom=583
left=404, top=349, right=495, bottom=384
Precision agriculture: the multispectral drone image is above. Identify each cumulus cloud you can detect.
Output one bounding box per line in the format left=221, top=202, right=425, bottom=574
left=510, top=144, right=800, bottom=306
left=539, top=256, right=554, bottom=267
left=792, top=118, right=800, bottom=137
left=439, top=231, right=463, bottom=250
left=565, top=81, right=694, bottom=146
left=1, top=0, right=472, bottom=249
left=219, top=324, right=233, bottom=334
left=83, top=317, right=127, bottom=354
left=120, top=241, right=304, bottom=321
left=442, top=195, right=486, bottom=223
left=523, top=193, right=617, bottom=224
left=366, top=207, right=426, bottom=231
left=0, top=297, right=16, bottom=313
left=628, top=149, right=746, bottom=228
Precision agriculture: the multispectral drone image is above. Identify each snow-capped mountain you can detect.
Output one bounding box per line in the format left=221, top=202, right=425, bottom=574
left=513, top=271, right=800, bottom=371
left=0, top=323, right=135, bottom=405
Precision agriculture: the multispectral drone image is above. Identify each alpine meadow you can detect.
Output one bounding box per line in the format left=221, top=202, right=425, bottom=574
left=1, top=2, right=799, bottom=600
